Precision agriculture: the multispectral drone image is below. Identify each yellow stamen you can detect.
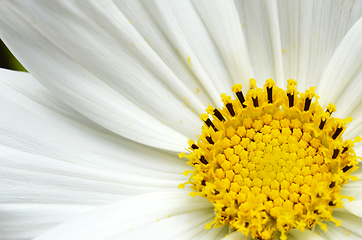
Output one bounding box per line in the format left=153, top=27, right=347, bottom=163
left=179, top=79, right=360, bottom=240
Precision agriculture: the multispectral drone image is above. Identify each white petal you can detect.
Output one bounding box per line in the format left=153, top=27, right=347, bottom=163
left=1, top=145, right=182, bottom=204
left=192, top=0, right=251, bottom=87
left=341, top=180, right=362, bottom=200
left=120, top=209, right=215, bottom=240
left=35, top=191, right=213, bottom=240
left=234, top=0, right=284, bottom=87
left=0, top=204, right=95, bottom=240
left=332, top=210, right=362, bottom=238
left=277, top=0, right=313, bottom=92
left=288, top=228, right=325, bottom=240
left=220, top=231, right=252, bottom=240
left=342, top=200, right=362, bottom=219
left=139, top=0, right=236, bottom=105
left=113, top=0, right=214, bottom=107
left=278, top=1, right=362, bottom=92
left=319, top=17, right=362, bottom=108
left=343, top=113, right=362, bottom=141
left=0, top=69, right=186, bottom=184
left=0, top=1, right=202, bottom=151
left=263, top=0, right=284, bottom=87
left=315, top=221, right=361, bottom=240
left=347, top=166, right=362, bottom=181
left=125, top=212, right=227, bottom=240
left=195, top=226, right=228, bottom=240
left=341, top=176, right=362, bottom=218
left=0, top=69, right=188, bottom=238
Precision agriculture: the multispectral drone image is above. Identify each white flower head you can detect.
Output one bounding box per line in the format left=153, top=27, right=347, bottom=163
left=1, top=1, right=362, bottom=240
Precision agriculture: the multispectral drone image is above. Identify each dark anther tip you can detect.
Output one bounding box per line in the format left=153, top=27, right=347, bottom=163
left=252, top=97, right=259, bottom=108
left=304, top=97, right=312, bottom=111
left=191, top=144, right=199, bottom=150
left=326, top=109, right=333, bottom=115
left=267, top=87, right=273, bottom=104
left=235, top=91, right=246, bottom=108
left=341, top=147, right=348, bottom=154
left=206, top=136, right=214, bottom=145
left=205, top=118, right=218, bottom=132
left=213, top=109, right=225, bottom=121
left=287, top=93, right=294, bottom=107
left=332, top=149, right=340, bottom=159
left=332, top=127, right=343, bottom=140
left=226, top=103, right=235, bottom=117
left=319, top=120, right=326, bottom=130
left=342, top=165, right=353, bottom=173
left=200, top=155, right=208, bottom=165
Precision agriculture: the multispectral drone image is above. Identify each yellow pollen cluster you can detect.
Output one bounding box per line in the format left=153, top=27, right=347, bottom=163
left=179, top=79, right=360, bottom=240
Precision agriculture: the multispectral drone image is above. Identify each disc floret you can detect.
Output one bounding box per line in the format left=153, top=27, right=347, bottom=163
left=180, top=79, right=360, bottom=240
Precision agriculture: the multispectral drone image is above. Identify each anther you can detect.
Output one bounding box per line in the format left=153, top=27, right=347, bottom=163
left=287, top=93, right=294, bottom=107
left=252, top=97, right=259, bottom=108
left=267, top=87, right=273, bottom=104
left=226, top=103, right=235, bottom=117
left=206, top=136, right=214, bottom=145
left=319, top=119, right=326, bottom=130
left=308, top=220, right=316, bottom=228
left=191, top=144, right=199, bottom=150
left=332, top=127, right=343, bottom=140
left=326, top=103, right=336, bottom=115
left=342, top=165, right=353, bottom=173
left=205, top=118, right=218, bottom=132
left=235, top=91, right=246, bottom=108
left=200, top=155, right=208, bottom=165
left=332, top=149, right=340, bottom=159
left=304, top=98, right=312, bottom=111
left=341, top=147, right=348, bottom=154
left=182, top=79, right=359, bottom=239
left=231, top=84, right=246, bottom=108
left=214, top=109, right=225, bottom=121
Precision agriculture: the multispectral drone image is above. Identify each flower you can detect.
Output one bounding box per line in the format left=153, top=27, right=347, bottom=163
left=1, top=1, right=362, bottom=240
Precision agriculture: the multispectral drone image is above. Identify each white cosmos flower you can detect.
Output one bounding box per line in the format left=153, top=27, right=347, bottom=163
left=1, top=1, right=362, bottom=240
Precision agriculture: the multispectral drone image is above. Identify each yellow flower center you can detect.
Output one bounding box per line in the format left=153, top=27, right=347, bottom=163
left=179, top=79, right=360, bottom=240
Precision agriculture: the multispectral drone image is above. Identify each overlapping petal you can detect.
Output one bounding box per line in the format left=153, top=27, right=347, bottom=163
left=278, top=0, right=362, bottom=92
left=0, top=69, right=187, bottom=239
left=34, top=191, right=216, bottom=240
left=0, top=0, right=199, bottom=152
left=328, top=210, right=362, bottom=238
